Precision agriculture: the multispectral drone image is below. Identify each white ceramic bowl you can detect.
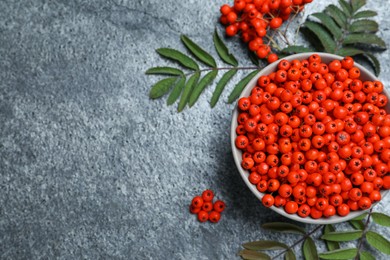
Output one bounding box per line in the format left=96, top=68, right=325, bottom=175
left=231, top=52, right=389, bottom=224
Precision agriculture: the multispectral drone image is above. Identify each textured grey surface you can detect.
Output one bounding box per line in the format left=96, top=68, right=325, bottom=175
left=1, top=0, right=390, bottom=259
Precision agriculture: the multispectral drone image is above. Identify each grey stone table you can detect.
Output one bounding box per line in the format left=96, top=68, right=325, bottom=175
left=1, top=0, right=390, bottom=259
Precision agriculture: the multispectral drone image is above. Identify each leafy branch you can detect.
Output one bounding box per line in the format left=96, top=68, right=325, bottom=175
left=288, top=0, right=387, bottom=76
left=146, top=30, right=260, bottom=112
left=238, top=209, right=390, bottom=260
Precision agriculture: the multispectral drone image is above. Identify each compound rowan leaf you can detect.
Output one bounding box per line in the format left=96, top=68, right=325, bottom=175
left=371, top=212, right=390, bottom=227
left=350, top=20, right=379, bottom=33
left=243, top=240, right=288, bottom=251
left=238, top=249, right=271, bottom=260
left=326, top=5, right=348, bottom=29
left=320, top=230, right=363, bottom=242
left=323, top=225, right=340, bottom=251
left=353, top=10, right=377, bottom=19
left=303, top=237, right=318, bottom=260
left=311, top=13, right=343, bottom=40
left=343, top=33, right=386, bottom=49
left=146, top=66, right=184, bottom=76
left=351, top=0, right=366, bottom=12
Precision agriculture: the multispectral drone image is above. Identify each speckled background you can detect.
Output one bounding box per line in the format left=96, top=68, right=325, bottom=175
left=1, top=0, right=390, bottom=259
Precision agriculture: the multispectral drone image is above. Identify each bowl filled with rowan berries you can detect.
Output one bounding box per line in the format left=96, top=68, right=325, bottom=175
left=231, top=52, right=390, bottom=224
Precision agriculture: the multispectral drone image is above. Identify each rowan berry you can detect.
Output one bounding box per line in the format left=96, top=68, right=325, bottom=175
left=209, top=211, right=221, bottom=223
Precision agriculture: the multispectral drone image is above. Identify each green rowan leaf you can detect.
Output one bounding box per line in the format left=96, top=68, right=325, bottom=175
left=304, top=21, right=337, bottom=53
left=353, top=10, right=377, bottom=19
left=321, top=230, right=363, bottom=242
left=243, top=240, right=288, bottom=251
left=167, top=76, right=186, bottom=105
left=213, top=30, right=238, bottom=66
left=343, top=33, right=386, bottom=48
left=228, top=70, right=259, bottom=104
left=326, top=5, right=348, bottom=29
left=178, top=72, right=200, bottom=112
left=210, top=69, right=237, bottom=108
left=303, top=237, right=318, bottom=260
left=338, top=0, right=352, bottom=17
left=262, top=222, right=306, bottom=235
left=156, top=48, right=199, bottom=70
left=359, top=251, right=375, bottom=260
left=371, top=212, right=390, bottom=227
left=181, top=35, right=216, bottom=67
left=324, top=225, right=340, bottom=251
left=188, top=70, right=217, bottom=107
left=248, top=50, right=260, bottom=66
left=363, top=52, right=381, bottom=76
left=350, top=20, right=379, bottom=33
left=145, top=66, right=184, bottom=76
left=149, top=77, right=177, bottom=99
left=351, top=0, right=366, bottom=13
left=311, top=13, right=343, bottom=40
left=366, top=231, right=390, bottom=255
left=352, top=212, right=368, bottom=220
left=285, top=250, right=296, bottom=260
left=336, top=47, right=365, bottom=57
left=281, top=45, right=315, bottom=54
left=238, top=249, right=271, bottom=260
left=319, top=248, right=358, bottom=259
left=349, top=220, right=365, bottom=230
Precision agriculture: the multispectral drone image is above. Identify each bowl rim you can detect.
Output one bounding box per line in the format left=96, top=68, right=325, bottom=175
left=231, top=52, right=389, bottom=224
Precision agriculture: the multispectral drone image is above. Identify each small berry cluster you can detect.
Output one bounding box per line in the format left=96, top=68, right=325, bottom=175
left=235, top=54, right=390, bottom=219
left=190, top=190, right=226, bottom=223
left=219, top=0, right=313, bottom=62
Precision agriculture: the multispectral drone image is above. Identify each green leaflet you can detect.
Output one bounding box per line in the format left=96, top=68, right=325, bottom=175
left=238, top=249, right=271, bottom=260
left=262, top=222, right=306, bottom=235
left=366, top=231, right=390, bottom=255
left=181, top=35, right=216, bottom=67
left=248, top=50, right=260, bottom=66
left=149, top=77, right=177, bottom=99
left=351, top=0, right=367, bottom=13
left=350, top=20, right=379, bottom=33
left=303, top=237, right=318, bottom=260
left=178, top=72, right=200, bottom=112
left=349, top=220, right=365, bottom=230
left=320, top=230, right=363, bottom=242
left=326, top=5, right=348, bottom=29
left=210, top=69, right=237, bottom=108
left=156, top=48, right=199, bottom=70
left=243, top=240, right=288, bottom=251
left=338, top=0, right=352, bottom=17
left=284, top=250, right=296, bottom=260
left=304, top=21, right=337, bottom=53
left=188, top=70, right=218, bottom=107
left=281, top=45, right=315, bottom=54
left=318, top=248, right=358, bottom=260
left=167, top=76, right=186, bottom=105
left=335, top=47, right=364, bottom=57
left=363, top=52, right=381, bottom=76
left=145, top=66, right=184, bottom=76
left=343, top=33, right=386, bottom=48
left=353, top=10, right=377, bottom=19
left=228, top=70, right=259, bottom=104
left=323, top=225, right=340, bottom=251
left=371, top=212, right=390, bottom=227
left=311, top=13, right=343, bottom=40
left=359, top=251, right=375, bottom=260
left=352, top=212, right=368, bottom=220
left=213, top=30, right=238, bottom=66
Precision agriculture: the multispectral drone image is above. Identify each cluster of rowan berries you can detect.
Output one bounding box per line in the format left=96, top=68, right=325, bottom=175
left=219, top=0, right=313, bottom=62
left=235, top=54, right=390, bottom=219
left=190, top=190, right=226, bottom=223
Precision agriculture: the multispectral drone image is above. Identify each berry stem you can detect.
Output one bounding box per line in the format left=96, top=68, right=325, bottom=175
left=271, top=224, right=323, bottom=260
